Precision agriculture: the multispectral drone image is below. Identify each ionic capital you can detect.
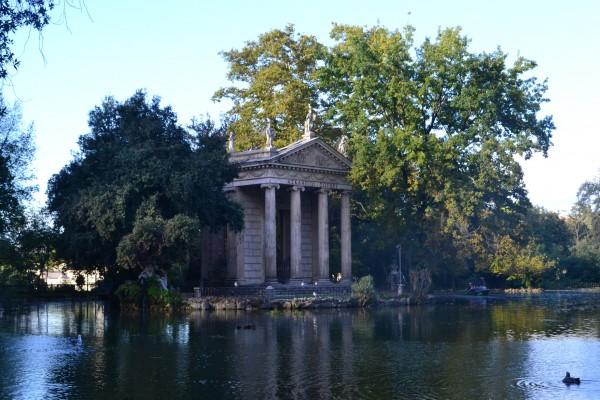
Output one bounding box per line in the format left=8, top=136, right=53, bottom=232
left=290, top=185, right=305, bottom=192
left=260, top=184, right=280, bottom=190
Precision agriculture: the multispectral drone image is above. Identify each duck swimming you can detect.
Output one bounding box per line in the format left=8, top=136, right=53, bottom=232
left=235, top=324, right=256, bottom=330
left=562, top=372, right=580, bottom=385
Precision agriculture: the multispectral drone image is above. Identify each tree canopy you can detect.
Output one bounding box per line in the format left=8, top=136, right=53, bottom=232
left=218, top=24, right=556, bottom=286
left=0, top=98, right=35, bottom=261
left=569, top=174, right=600, bottom=269
left=47, top=91, right=242, bottom=277
left=214, top=24, right=327, bottom=149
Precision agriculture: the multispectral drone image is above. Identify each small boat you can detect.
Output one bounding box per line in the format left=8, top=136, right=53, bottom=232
left=465, top=285, right=489, bottom=296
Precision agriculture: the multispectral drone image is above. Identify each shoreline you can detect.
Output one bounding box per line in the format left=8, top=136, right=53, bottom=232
left=4, top=288, right=600, bottom=313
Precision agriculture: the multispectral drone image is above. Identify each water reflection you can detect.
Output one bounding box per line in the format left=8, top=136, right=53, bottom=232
left=1, top=294, right=600, bottom=399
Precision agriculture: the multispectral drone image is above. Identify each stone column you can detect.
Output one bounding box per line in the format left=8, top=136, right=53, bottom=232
left=290, top=186, right=304, bottom=283
left=340, top=191, right=352, bottom=284
left=317, top=189, right=330, bottom=283
left=262, top=184, right=279, bottom=284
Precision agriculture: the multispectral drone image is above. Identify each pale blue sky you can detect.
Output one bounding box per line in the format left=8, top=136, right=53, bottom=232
left=6, top=0, right=600, bottom=213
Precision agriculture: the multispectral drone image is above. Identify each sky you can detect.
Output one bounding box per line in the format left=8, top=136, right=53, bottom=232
left=6, top=0, right=600, bottom=213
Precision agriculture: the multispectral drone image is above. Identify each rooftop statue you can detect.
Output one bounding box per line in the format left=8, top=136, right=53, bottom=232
left=337, top=135, right=349, bottom=156
left=265, top=120, right=274, bottom=149
left=227, top=131, right=235, bottom=153
left=303, top=104, right=315, bottom=140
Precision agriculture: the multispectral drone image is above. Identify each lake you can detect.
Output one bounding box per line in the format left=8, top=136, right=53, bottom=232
left=1, top=292, right=600, bottom=399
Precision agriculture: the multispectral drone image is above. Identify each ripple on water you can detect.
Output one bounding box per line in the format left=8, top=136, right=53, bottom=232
left=513, top=377, right=560, bottom=390
left=510, top=377, right=599, bottom=400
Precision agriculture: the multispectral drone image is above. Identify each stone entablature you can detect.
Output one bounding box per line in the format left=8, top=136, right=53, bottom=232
left=203, top=136, right=352, bottom=287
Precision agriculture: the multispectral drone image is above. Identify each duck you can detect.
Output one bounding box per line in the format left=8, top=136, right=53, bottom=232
left=562, top=372, right=581, bottom=385
left=235, top=324, right=256, bottom=330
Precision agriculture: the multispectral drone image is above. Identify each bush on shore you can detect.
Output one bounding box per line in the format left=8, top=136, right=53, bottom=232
left=115, top=278, right=181, bottom=309
left=351, top=275, right=377, bottom=307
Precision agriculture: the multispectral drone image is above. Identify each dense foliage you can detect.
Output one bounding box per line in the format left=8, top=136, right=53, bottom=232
left=6, top=23, right=598, bottom=293
left=351, top=275, right=376, bottom=306
left=563, top=175, right=600, bottom=285
left=218, top=24, right=559, bottom=288
left=0, top=97, right=56, bottom=290
left=214, top=24, right=328, bottom=149
left=0, top=99, right=34, bottom=240
left=47, top=91, right=243, bottom=280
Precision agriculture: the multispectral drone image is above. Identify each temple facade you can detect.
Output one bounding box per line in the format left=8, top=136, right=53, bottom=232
left=200, top=132, right=352, bottom=287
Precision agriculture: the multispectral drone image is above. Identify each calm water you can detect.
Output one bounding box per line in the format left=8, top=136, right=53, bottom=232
left=1, top=293, right=600, bottom=399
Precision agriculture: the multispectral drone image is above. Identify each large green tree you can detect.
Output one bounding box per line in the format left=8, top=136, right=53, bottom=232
left=47, top=91, right=242, bottom=279
left=218, top=25, right=555, bottom=286
left=322, top=26, right=554, bottom=282
left=213, top=24, right=327, bottom=149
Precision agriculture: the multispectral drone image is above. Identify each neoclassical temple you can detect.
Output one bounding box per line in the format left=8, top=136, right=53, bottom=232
left=200, top=112, right=352, bottom=286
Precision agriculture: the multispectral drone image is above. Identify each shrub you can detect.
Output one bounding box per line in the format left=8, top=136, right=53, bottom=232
left=410, top=268, right=432, bottom=302
left=351, top=275, right=377, bottom=307
left=146, top=277, right=182, bottom=308
left=116, top=277, right=182, bottom=309
left=115, top=281, right=142, bottom=305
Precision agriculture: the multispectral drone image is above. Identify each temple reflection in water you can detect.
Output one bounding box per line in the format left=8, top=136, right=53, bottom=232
left=3, top=298, right=600, bottom=399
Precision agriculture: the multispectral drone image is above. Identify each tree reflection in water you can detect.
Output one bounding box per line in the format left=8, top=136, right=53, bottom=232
left=1, top=294, right=600, bottom=399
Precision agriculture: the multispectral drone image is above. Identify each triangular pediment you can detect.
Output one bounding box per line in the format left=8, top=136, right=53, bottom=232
left=273, top=139, right=351, bottom=171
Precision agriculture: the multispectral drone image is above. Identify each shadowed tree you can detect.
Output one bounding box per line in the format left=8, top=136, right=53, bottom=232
left=0, top=98, right=35, bottom=270
left=47, top=91, right=243, bottom=280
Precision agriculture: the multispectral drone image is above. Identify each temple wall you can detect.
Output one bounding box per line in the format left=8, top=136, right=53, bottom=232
left=238, top=187, right=264, bottom=284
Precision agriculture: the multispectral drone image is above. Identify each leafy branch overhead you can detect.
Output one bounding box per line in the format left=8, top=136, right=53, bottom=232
left=0, top=0, right=55, bottom=80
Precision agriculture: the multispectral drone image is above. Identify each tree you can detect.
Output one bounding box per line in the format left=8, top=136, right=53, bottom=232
left=47, top=91, right=243, bottom=279
left=525, top=207, right=572, bottom=260
left=322, top=25, right=553, bottom=278
left=490, top=235, right=554, bottom=288
left=566, top=174, right=600, bottom=283
left=0, top=97, right=35, bottom=268
left=0, top=0, right=55, bottom=80
left=213, top=24, right=327, bottom=150
left=13, top=210, right=58, bottom=287
left=218, top=25, right=555, bottom=286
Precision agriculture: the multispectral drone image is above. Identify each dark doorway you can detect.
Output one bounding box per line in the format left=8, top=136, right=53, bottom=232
left=276, top=209, right=291, bottom=283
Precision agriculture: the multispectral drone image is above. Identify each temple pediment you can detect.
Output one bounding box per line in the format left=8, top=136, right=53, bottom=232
left=227, top=137, right=352, bottom=190
left=274, top=139, right=351, bottom=172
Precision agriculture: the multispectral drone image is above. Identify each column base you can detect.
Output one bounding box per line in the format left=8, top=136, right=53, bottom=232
left=264, top=279, right=281, bottom=287
left=287, top=278, right=312, bottom=286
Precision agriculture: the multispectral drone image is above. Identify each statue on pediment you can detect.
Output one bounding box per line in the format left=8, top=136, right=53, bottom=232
left=303, top=104, right=315, bottom=140
left=337, top=135, right=349, bottom=156
left=227, top=131, right=235, bottom=153
left=265, top=120, right=274, bottom=149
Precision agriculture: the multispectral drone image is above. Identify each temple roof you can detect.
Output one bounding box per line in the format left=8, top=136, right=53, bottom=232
left=229, top=137, right=351, bottom=172
left=226, top=137, right=352, bottom=190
